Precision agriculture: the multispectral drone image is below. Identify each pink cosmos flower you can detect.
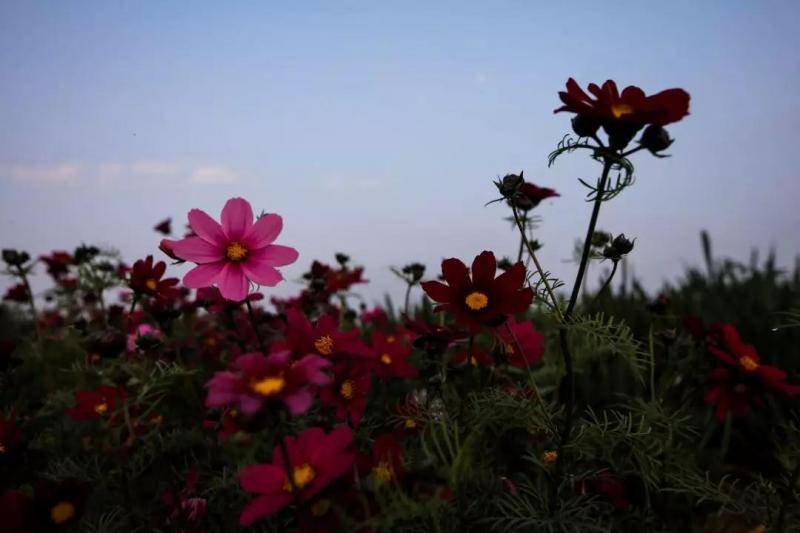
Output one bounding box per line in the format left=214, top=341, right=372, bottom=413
left=238, top=426, right=354, bottom=526
left=127, top=323, right=163, bottom=352
left=172, top=197, right=299, bottom=301
left=205, top=351, right=331, bottom=416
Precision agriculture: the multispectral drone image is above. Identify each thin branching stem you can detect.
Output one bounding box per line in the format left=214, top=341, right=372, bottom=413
left=589, top=260, right=619, bottom=306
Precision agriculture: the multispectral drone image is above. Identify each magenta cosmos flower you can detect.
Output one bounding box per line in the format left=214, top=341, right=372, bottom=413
left=172, top=197, right=299, bottom=301
left=238, top=426, right=354, bottom=526
left=205, top=351, right=331, bottom=416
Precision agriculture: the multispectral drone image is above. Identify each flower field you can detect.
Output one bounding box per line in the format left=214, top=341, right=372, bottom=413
left=2, top=79, right=800, bottom=532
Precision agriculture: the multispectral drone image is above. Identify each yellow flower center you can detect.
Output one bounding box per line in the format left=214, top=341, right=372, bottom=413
left=505, top=343, right=515, bottom=354
left=611, top=103, right=633, bottom=118
left=0, top=442, right=6, bottom=453
left=373, top=462, right=393, bottom=483
left=404, top=418, right=416, bottom=429
left=311, top=498, right=331, bottom=517
left=94, top=402, right=109, bottom=415
left=340, top=380, right=355, bottom=399
left=739, top=356, right=759, bottom=372
left=250, top=376, right=285, bottom=396
left=282, top=463, right=316, bottom=492
left=386, top=336, right=396, bottom=344
left=51, top=501, right=76, bottom=524
left=226, top=242, right=248, bottom=262
left=380, top=353, right=392, bottom=365
left=464, top=291, right=489, bottom=311
left=543, top=450, right=558, bottom=466
left=314, top=335, right=334, bottom=355
left=469, top=355, right=478, bottom=366
left=145, top=278, right=158, bottom=291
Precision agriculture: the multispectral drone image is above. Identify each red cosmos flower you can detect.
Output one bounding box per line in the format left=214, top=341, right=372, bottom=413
left=66, top=385, right=127, bottom=422
left=704, top=323, right=800, bottom=421
left=371, top=331, right=418, bottom=379
left=272, top=309, right=373, bottom=360
left=3, top=283, right=29, bottom=303
left=326, top=265, right=367, bottom=293
left=31, top=478, right=90, bottom=531
left=129, top=255, right=179, bottom=298
left=318, top=362, right=373, bottom=427
left=205, top=351, right=331, bottom=416
left=0, top=409, right=23, bottom=456
left=154, top=217, right=172, bottom=235
left=238, top=426, right=355, bottom=526
left=554, top=78, right=690, bottom=127
left=514, top=182, right=560, bottom=211
left=0, top=490, right=29, bottom=533
left=40, top=251, right=73, bottom=279
left=452, top=345, right=494, bottom=367
left=496, top=317, right=545, bottom=368
left=582, top=470, right=630, bottom=509
left=161, top=469, right=207, bottom=530
left=422, top=251, right=533, bottom=334
left=359, top=433, right=405, bottom=485
left=172, top=197, right=299, bottom=301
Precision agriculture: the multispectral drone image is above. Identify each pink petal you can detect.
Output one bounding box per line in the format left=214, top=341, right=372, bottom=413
left=221, top=197, right=253, bottom=241
left=235, top=352, right=270, bottom=375
left=172, top=237, right=224, bottom=264
left=248, top=245, right=299, bottom=267
left=239, top=395, right=264, bottom=415
left=243, top=214, right=283, bottom=249
left=239, top=493, right=292, bottom=526
left=239, top=464, right=286, bottom=494
left=188, top=209, right=227, bottom=246
left=290, top=354, right=332, bottom=386
left=183, top=262, right=225, bottom=289
left=283, top=390, right=313, bottom=415
left=218, top=263, right=249, bottom=301
left=242, top=261, right=283, bottom=288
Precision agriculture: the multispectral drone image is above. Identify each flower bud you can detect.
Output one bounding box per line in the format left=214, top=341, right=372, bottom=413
left=402, top=263, right=426, bottom=282
left=591, top=231, right=612, bottom=248
left=611, top=234, right=634, bottom=255
left=495, top=172, right=524, bottom=198
left=335, top=253, right=350, bottom=266
left=2, top=249, right=30, bottom=267
left=571, top=114, right=600, bottom=138
left=639, top=125, right=673, bottom=154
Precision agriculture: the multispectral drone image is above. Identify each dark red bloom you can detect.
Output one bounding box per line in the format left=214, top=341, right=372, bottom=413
left=195, top=286, right=263, bottom=313
left=452, top=345, right=494, bottom=367
left=39, top=251, right=73, bottom=279
left=361, top=433, right=405, bottom=485
left=704, top=323, right=800, bottom=421
left=318, top=362, right=373, bottom=427
left=583, top=470, right=630, bottom=509
left=129, top=255, right=179, bottom=299
left=371, top=331, right=418, bottom=379
left=555, top=78, right=690, bottom=127
left=514, top=182, right=560, bottom=211
left=326, top=265, right=367, bottom=293
left=238, top=426, right=355, bottom=526
left=66, top=385, right=127, bottom=422
left=272, top=308, right=373, bottom=360
left=0, top=408, right=23, bottom=456
left=421, top=251, right=533, bottom=334
left=161, top=469, right=207, bottom=530
left=496, top=317, right=545, bottom=368
left=3, top=283, right=29, bottom=303
left=31, top=478, right=90, bottom=531
left=205, top=351, right=331, bottom=416
left=154, top=217, right=172, bottom=235
left=0, top=490, right=30, bottom=533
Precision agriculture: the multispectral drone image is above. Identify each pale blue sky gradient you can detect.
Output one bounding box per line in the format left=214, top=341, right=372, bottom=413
left=1, top=1, right=799, bottom=305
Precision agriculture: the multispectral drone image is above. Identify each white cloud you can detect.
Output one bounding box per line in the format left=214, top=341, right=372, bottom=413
left=1, top=162, right=83, bottom=184
left=131, top=160, right=182, bottom=176
left=189, top=165, right=238, bottom=184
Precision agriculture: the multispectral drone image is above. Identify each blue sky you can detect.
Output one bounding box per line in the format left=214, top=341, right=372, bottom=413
left=1, top=1, right=799, bottom=305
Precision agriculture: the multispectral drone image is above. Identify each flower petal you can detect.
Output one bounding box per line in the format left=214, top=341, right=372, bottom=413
left=239, top=464, right=286, bottom=494
left=242, top=261, right=283, bottom=288
left=183, top=262, right=225, bottom=289
left=248, top=245, right=299, bottom=267
left=239, top=493, right=292, bottom=526
left=471, top=251, right=496, bottom=287
left=243, top=214, right=283, bottom=249
left=283, top=390, right=313, bottom=416
left=218, top=263, right=249, bottom=301
left=221, top=197, right=254, bottom=241
left=188, top=209, right=227, bottom=246
left=441, top=258, right=470, bottom=291
left=421, top=280, right=453, bottom=303
left=172, top=237, right=224, bottom=264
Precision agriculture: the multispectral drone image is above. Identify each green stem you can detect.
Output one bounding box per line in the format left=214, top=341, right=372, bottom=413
left=15, top=265, right=40, bottom=339
left=244, top=298, right=266, bottom=353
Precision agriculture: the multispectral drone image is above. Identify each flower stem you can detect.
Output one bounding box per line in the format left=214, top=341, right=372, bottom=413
left=244, top=299, right=266, bottom=353
left=510, top=205, right=563, bottom=322
left=15, top=265, right=40, bottom=340
left=589, top=260, right=619, bottom=306
left=404, top=282, right=412, bottom=318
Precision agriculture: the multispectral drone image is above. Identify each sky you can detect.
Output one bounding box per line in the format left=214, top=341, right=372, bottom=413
left=1, top=1, right=799, bottom=307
